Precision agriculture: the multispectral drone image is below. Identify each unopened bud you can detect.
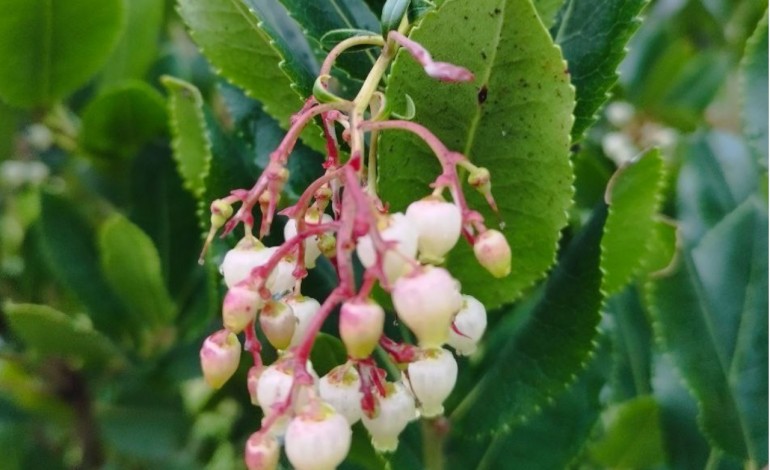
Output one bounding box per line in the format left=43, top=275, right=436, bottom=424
left=318, top=233, right=336, bottom=258
left=244, top=432, right=279, bottom=470
left=392, top=267, right=463, bottom=348
left=259, top=300, right=296, bottom=350
left=200, top=330, right=241, bottom=389
left=339, top=300, right=384, bottom=359
left=222, top=286, right=262, bottom=333
left=467, top=166, right=491, bottom=192
left=473, top=230, right=511, bottom=278
left=210, top=199, right=233, bottom=228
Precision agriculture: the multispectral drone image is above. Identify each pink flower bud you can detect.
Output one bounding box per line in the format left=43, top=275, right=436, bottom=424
left=259, top=300, right=296, bottom=350
left=285, top=403, right=352, bottom=470
left=391, top=267, right=463, bottom=348
left=339, top=300, right=384, bottom=359
left=447, top=295, right=487, bottom=356
left=406, top=348, right=457, bottom=418
left=244, top=432, right=279, bottom=470
left=473, top=229, right=511, bottom=278
left=405, top=197, right=462, bottom=263
left=357, top=213, right=418, bottom=283
left=319, top=365, right=363, bottom=424
left=222, top=286, right=262, bottom=333
left=200, top=329, right=241, bottom=389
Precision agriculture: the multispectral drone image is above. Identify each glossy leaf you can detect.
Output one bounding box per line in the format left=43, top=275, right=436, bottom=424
left=0, top=0, right=124, bottom=107
left=381, top=0, right=410, bottom=34
left=647, top=197, right=768, bottom=464
left=601, top=148, right=665, bottom=295
left=379, top=0, right=575, bottom=309
left=79, top=81, right=168, bottom=160
left=587, top=396, right=666, bottom=468
left=450, top=204, right=605, bottom=437
left=740, top=11, right=768, bottom=166
left=37, top=194, right=128, bottom=340
left=552, top=0, right=648, bottom=141
left=98, top=214, right=177, bottom=330
left=162, top=76, right=212, bottom=199
left=99, top=0, right=165, bottom=86
left=177, top=0, right=325, bottom=151
left=3, top=303, right=122, bottom=368
left=309, top=333, right=347, bottom=377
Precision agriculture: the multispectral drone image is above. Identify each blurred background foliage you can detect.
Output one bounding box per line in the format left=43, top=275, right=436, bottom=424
left=0, top=0, right=766, bottom=468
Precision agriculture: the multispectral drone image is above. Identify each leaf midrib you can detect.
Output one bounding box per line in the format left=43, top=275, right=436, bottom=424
left=461, top=0, right=506, bottom=159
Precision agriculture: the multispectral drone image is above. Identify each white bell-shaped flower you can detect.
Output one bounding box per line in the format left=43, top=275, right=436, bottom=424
left=447, top=295, right=487, bottom=356
left=285, top=403, right=352, bottom=470
left=361, top=382, right=417, bottom=452
left=284, top=213, right=333, bottom=269
left=222, top=286, right=263, bottom=333
left=288, top=296, right=322, bottom=348
left=405, top=197, right=462, bottom=263
left=319, top=365, right=363, bottom=424
left=406, top=348, right=457, bottom=418
left=356, top=213, right=418, bottom=283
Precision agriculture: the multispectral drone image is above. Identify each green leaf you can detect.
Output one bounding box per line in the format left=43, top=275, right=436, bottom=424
left=587, top=396, right=666, bottom=468
left=161, top=76, right=212, bottom=199
left=0, top=0, right=124, bottom=107
left=309, top=333, right=347, bottom=377
left=606, top=286, right=653, bottom=401
left=98, top=214, right=177, bottom=331
left=381, top=0, right=410, bottom=34
left=450, top=204, right=606, bottom=437
left=647, top=197, right=768, bottom=464
left=533, top=0, right=565, bottom=27
left=269, top=0, right=379, bottom=80
left=99, top=0, right=165, bottom=86
left=601, top=148, right=665, bottom=295
left=740, top=10, right=768, bottom=167
left=379, top=0, right=575, bottom=309
left=552, top=0, right=648, bottom=141
left=79, top=81, right=168, bottom=160
left=37, top=193, right=129, bottom=340
left=177, top=0, right=326, bottom=151
left=3, top=302, right=122, bottom=368
left=641, top=217, right=678, bottom=275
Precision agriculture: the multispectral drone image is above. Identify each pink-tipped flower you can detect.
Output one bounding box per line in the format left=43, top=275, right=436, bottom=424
left=319, top=365, right=363, bottom=424
left=222, top=286, right=263, bottom=333
left=406, top=348, right=457, bottom=418
left=220, top=238, right=276, bottom=288
left=391, top=267, right=463, bottom=348
left=288, top=296, right=322, bottom=348
left=361, top=382, right=417, bottom=452
left=447, top=295, right=487, bottom=356
left=259, top=300, right=296, bottom=350
left=284, top=213, right=333, bottom=269
left=473, top=229, right=511, bottom=278
left=339, top=299, right=384, bottom=359
left=285, top=403, right=352, bottom=470
left=200, top=329, right=241, bottom=389
left=405, top=197, right=462, bottom=263
left=357, top=213, right=418, bottom=283
left=244, top=432, right=279, bottom=470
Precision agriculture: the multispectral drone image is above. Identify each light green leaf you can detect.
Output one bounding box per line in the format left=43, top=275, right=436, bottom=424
left=450, top=204, right=605, bottom=437
left=99, top=0, right=165, bottom=86
left=641, top=217, right=678, bottom=275
left=37, top=194, right=129, bottom=340
left=379, top=0, right=575, bottom=309
left=0, top=0, right=124, bottom=107
left=79, top=81, right=168, bottom=160
left=161, top=76, right=212, bottom=199
left=552, top=0, right=648, bottom=141
left=177, top=0, right=326, bottom=151
left=533, top=0, right=564, bottom=27
left=3, top=302, right=122, bottom=368
left=740, top=10, right=768, bottom=167
left=98, top=214, right=177, bottom=330
left=587, top=396, right=666, bottom=468
left=647, top=198, right=768, bottom=464
left=601, top=148, right=665, bottom=295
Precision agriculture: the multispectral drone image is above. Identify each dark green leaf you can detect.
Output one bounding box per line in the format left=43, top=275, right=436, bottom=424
left=381, top=0, right=410, bottom=35
left=310, top=333, right=347, bottom=377
left=177, top=0, right=326, bottom=151
left=740, top=11, right=768, bottom=167
left=161, top=76, right=212, bottom=199
left=79, top=81, right=168, bottom=160
left=0, top=0, right=124, bottom=107
left=601, top=148, right=665, bottom=295
left=533, top=0, right=565, bottom=27
left=379, top=0, right=575, bottom=309
left=552, top=0, right=648, bottom=141
left=98, top=214, right=177, bottom=330
left=587, top=396, right=666, bottom=468
left=99, top=405, right=187, bottom=460
left=37, top=193, right=128, bottom=340
left=320, top=29, right=383, bottom=52
left=99, top=0, right=165, bottom=86
left=647, top=197, right=768, bottom=463
left=450, top=204, right=606, bottom=437
left=3, top=302, right=123, bottom=368
left=606, top=286, right=652, bottom=401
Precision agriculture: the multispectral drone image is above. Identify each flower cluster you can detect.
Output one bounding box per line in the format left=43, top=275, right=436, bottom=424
left=198, top=25, right=511, bottom=470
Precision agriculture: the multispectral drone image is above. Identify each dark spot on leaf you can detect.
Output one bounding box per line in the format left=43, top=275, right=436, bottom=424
left=481, top=51, right=487, bottom=60
left=478, top=85, right=488, bottom=104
